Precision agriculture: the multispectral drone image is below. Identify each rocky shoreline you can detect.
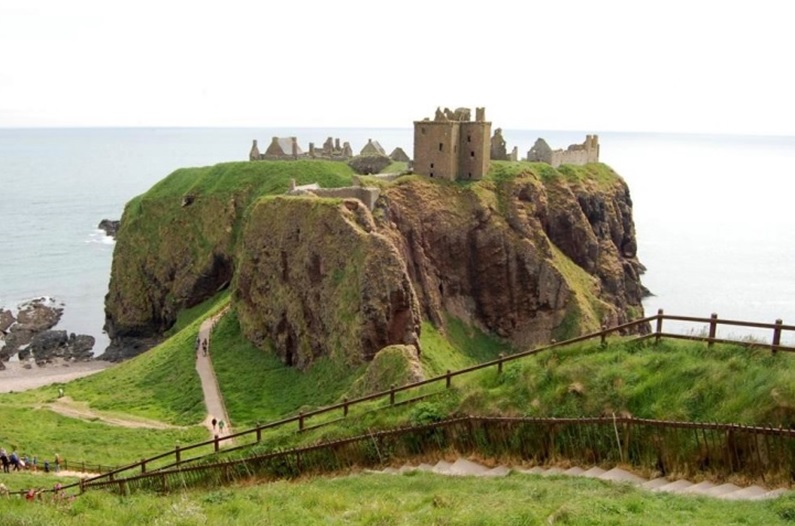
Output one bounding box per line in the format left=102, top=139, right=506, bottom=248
left=0, top=297, right=97, bottom=370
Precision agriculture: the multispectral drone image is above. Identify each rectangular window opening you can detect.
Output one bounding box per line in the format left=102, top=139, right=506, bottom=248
left=439, top=142, right=443, bottom=152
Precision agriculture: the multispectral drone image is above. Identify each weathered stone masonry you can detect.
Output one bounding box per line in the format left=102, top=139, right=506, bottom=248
left=413, top=107, right=491, bottom=181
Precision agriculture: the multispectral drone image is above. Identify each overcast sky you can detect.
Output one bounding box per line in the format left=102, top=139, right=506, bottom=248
left=2, top=0, right=793, bottom=134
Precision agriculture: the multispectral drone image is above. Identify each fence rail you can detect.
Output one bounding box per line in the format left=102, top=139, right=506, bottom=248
left=74, top=415, right=795, bottom=496
left=75, top=310, right=795, bottom=488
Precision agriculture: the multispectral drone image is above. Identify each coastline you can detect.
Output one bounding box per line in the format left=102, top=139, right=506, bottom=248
left=0, top=360, right=112, bottom=394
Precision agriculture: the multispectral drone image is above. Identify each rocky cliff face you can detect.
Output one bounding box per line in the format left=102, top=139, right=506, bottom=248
left=103, top=160, right=645, bottom=366
left=375, top=165, right=645, bottom=347
left=234, top=197, right=421, bottom=369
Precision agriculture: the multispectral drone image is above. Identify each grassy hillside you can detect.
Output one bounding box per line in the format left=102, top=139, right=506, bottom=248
left=2, top=471, right=793, bottom=525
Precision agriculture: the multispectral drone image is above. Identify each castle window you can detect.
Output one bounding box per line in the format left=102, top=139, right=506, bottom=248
left=421, top=127, right=426, bottom=134
left=430, top=163, right=434, bottom=169
left=454, top=145, right=457, bottom=153
left=468, top=173, right=472, bottom=178
left=470, top=151, right=475, bottom=158
left=439, top=142, right=443, bottom=152
left=467, top=134, right=471, bottom=142
left=430, top=173, right=434, bottom=178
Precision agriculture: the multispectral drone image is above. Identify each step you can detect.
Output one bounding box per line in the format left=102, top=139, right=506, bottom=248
left=485, top=466, right=511, bottom=477
left=447, top=459, right=490, bottom=476
left=542, top=467, right=565, bottom=476
left=398, top=465, right=417, bottom=474
left=415, top=463, right=435, bottom=472
left=720, top=485, right=768, bottom=500
left=432, top=461, right=453, bottom=474
left=654, top=480, right=694, bottom=493
left=381, top=467, right=399, bottom=474
left=642, top=477, right=670, bottom=490
left=680, top=481, right=717, bottom=495
left=563, top=467, right=585, bottom=476
left=581, top=467, right=607, bottom=478
left=598, top=468, right=647, bottom=485
left=702, top=483, right=742, bottom=497
left=762, top=488, right=790, bottom=500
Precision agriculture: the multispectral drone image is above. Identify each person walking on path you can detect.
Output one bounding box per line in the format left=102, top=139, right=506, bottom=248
left=218, top=420, right=225, bottom=434
left=202, top=339, right=208, bottom=356
left=211, top=417, right=217, bottom=431
left=54, top=453, right=61, bottom=473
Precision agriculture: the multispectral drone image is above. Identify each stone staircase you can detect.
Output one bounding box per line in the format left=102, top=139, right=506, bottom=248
left=367, top=459, right=789, bottom=501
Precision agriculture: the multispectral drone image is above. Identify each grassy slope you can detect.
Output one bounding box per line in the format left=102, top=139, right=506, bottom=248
left=2, top=472, right=794, bottom=525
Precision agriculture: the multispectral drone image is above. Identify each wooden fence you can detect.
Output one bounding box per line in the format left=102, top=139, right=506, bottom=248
left=74, top=311, right=795, bottom=489
left=75, top=415, right=795, bottom=496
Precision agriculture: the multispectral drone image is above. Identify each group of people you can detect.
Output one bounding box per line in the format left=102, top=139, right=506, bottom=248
left=0, top=448, right=61, bottom=473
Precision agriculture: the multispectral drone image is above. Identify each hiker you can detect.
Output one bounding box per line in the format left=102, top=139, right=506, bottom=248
left=0, top=449, right=9, bottom=473
left=54, top=453, right=61, bottom=473
left=211, top=417, right=217, bottom=430
left=10, top=451, right=20, bottom=471
left=218, top=420, right=225, bottom=433
left=58, top=387, right=64, bottom=398
left=202, top=339, right=208, bottom=356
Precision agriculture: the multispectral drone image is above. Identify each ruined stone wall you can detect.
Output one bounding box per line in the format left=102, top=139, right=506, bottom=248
left=309, top=187, right=381, bottom=210
left=413, top=121, right=460, bottom=181
left=528, top=135, right=599, bottom=168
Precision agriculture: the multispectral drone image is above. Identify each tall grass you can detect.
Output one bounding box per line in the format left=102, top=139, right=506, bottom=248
left=2, top=470, right=792, bottom=525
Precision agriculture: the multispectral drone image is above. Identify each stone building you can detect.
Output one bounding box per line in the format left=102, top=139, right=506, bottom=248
left=249, top=137, right=303, bottom=160
left=389, top=147, right=410, bottom=163
left=413, top=106, right=491, bottom=181
left=360, top=139, right=386, bottom=157
left=308, top=137, right=353, bottom=160
left=527, top=135, right=600, bottom=167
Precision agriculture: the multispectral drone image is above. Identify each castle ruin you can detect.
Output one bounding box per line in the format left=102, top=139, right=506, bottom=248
left=249, top=136, right=353, bottom=161
left=413, top=107, right=491, bottom=181
left=526, top=135, right=600, bottom=167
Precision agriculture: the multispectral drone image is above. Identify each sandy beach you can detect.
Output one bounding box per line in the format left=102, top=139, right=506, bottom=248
left=0, top=360, right=112, bottom=393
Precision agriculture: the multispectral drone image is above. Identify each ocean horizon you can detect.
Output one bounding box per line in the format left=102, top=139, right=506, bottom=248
left=2, top=127, right=794, bottom=354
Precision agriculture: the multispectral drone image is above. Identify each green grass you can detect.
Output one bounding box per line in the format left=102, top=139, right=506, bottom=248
left=1, top=470, right=792, bottom=525
left=420, top=316, right=514, bottom=377
left=0, top=405, right=205, bottom=468
left=210, top=312, right=364, bottom=428
left=380, top=160, right=408, bottom=174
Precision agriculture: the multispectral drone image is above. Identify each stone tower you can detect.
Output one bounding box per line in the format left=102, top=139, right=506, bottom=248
left=413, top=106, right=491, bottom=181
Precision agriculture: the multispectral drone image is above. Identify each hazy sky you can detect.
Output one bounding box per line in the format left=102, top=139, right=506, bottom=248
left=2, top=0, right=793, bottom=134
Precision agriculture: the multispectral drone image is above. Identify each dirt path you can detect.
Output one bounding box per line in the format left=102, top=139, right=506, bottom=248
left=45, top=397, right=180, bottom=430
left=195, top=308, right=234, bottom=446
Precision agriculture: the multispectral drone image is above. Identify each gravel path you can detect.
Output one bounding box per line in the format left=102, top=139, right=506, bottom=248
left=195, top=309, right=234, bottom=445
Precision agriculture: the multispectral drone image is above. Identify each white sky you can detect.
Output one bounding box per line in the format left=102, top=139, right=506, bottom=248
left=1, top=0, right=794, bottom=134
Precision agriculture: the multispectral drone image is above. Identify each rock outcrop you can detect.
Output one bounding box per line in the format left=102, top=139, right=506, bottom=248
left=0, top=298, right=96, bottom=364
left=97, top=219, right=120, bottom=239
left=103, top=160, right=646, bottom=367
left=234, top=197, right=421, bottom=370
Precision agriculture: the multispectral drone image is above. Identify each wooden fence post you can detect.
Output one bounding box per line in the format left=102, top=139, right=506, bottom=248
left=175, top=444, right=181, bottom=465
left=446, top=370, right=452, bottom=389
left=708, top=313, right=718, bottom=347
left=600, top=325, right=608, bottom=347
left=299, top=411, right=305, bottom=432
left=79, top=478, right=85, bottom=494
left=343, top=398, right=349, bottom=417
left=214, top=435, right=220, bottom=452
left=256, top=425, right=262, bottom=443
left=655, top=309, right=664, bottom=344
left=390, top=385, right=396, bottom=405
left=497, top=353, right=505, bottom=374
left=772, top=319, right=783, bottom=354
left=141, top=458, right=147, bottom=474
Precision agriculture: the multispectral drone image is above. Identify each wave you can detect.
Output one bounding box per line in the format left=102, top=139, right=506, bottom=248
left=85, top=229, right=116, bottom=245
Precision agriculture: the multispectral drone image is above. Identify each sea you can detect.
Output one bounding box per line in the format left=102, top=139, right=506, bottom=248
left=1, top=127, right=795, bottom=354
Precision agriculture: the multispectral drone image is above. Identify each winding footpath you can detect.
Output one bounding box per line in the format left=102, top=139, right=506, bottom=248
left=195, top=308, right=234, bottom=446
